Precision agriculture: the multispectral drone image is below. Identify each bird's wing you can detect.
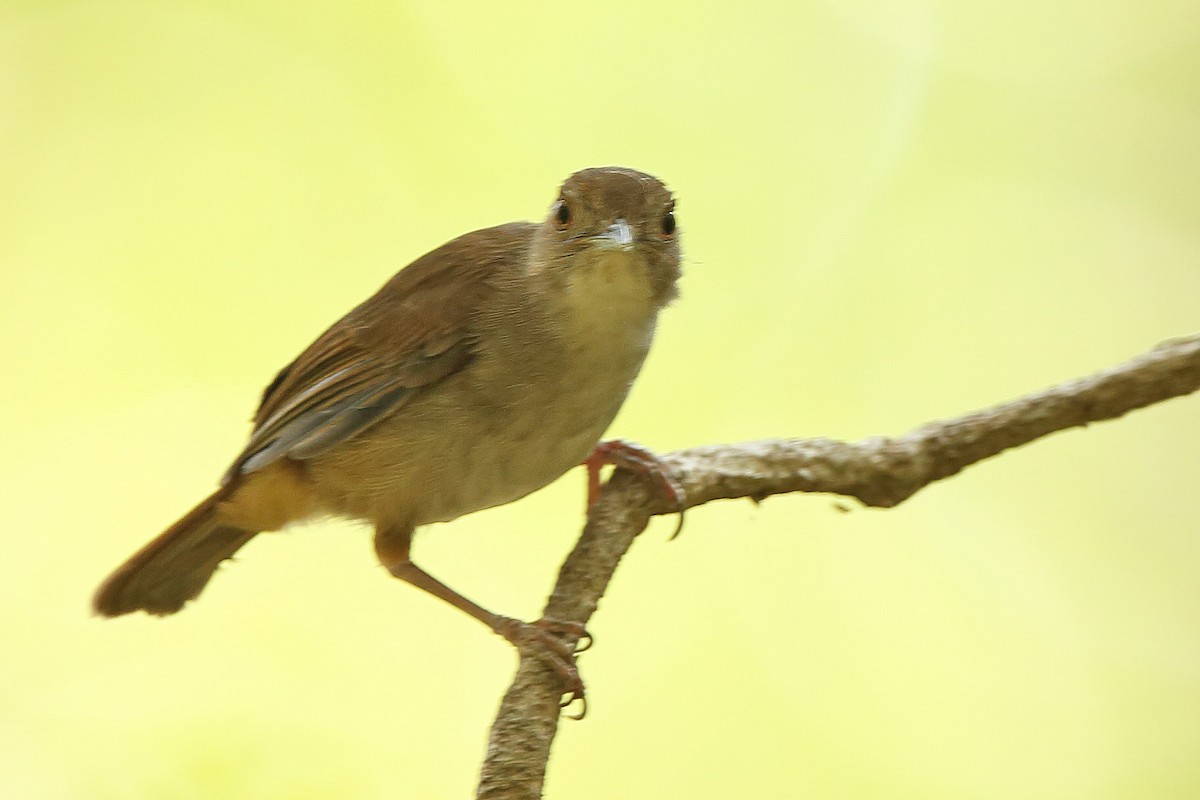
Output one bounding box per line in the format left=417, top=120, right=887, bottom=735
left=223, top=222, right=534, bottom=483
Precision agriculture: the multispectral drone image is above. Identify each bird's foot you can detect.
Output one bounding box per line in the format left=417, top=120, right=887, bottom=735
left=584, top=439, right=687, bottom=538
left=494, top=616, right=591, bottom=719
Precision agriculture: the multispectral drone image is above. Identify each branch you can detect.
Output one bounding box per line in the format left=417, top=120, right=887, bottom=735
left=476, top=333, right=1200, bottom=799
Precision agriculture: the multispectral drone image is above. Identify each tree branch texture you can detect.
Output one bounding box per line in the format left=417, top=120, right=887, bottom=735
left=476, top=333, right=1200, bottom=799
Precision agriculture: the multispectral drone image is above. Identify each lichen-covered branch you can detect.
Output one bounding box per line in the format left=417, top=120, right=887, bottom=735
left=476, top=333, right=1200, bottom=799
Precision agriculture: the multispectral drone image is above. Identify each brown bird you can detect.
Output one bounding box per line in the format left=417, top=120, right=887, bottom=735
left=94, top=166, right=682, bottom=694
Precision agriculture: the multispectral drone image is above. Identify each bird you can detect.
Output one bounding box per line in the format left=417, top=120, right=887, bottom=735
left=94, top=166, right=683, bottom=697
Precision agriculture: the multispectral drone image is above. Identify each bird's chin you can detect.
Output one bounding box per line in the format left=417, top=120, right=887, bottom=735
left=591, top=239, right=635, bottom=253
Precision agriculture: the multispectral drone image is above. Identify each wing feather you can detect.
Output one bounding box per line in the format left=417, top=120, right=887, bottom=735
left=222, top=222, right=534, bottom=484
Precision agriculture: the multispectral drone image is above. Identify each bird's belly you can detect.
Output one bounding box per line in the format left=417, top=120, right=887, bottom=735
left=307, top=363, right=634, bottom=530
left=307, top=267, right=658, bottom=531
left=435, top=408, right=611, bottom=521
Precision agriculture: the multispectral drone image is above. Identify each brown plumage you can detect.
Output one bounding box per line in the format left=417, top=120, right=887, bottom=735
left=94, top=167, right=681, bottom=689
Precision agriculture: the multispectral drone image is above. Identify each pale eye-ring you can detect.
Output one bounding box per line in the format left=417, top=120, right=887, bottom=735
left=555, top=200, right=571, bottom=228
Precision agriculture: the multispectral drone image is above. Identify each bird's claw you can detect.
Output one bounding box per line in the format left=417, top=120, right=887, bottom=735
left=584, top=439, right=687, bottom=538
left=494, top=616, right=591, bottom=719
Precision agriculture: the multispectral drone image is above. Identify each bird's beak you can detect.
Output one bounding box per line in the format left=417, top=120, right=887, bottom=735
left=594, top=219, right=635, bottom=251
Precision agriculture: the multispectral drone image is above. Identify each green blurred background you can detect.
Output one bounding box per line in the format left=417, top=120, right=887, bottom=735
left=3, top=1, right=1199, bottom=797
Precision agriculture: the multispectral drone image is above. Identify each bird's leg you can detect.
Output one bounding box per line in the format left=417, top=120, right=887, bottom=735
left=374, top=525, right=589, bottom=714
left=584, top=439, right=687, bottom=538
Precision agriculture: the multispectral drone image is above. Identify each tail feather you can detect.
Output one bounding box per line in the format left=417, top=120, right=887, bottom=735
left=94, top=489, right=258, bottom=617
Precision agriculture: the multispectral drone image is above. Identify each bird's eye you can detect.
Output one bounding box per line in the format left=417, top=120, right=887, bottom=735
left=555, top=200, right=571, bottom=228
left=662, top=211, right=676, bottom=236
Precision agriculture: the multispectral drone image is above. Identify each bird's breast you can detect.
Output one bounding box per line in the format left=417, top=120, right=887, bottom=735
left=310, top=248, right=664, bottom=530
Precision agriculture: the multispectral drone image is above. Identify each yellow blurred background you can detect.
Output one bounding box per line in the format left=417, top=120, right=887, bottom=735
left=3, top=1, right=1198, bottom=797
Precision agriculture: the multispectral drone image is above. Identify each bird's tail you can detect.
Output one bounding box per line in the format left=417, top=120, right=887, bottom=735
left=93, top=489, right=258, bottom=617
